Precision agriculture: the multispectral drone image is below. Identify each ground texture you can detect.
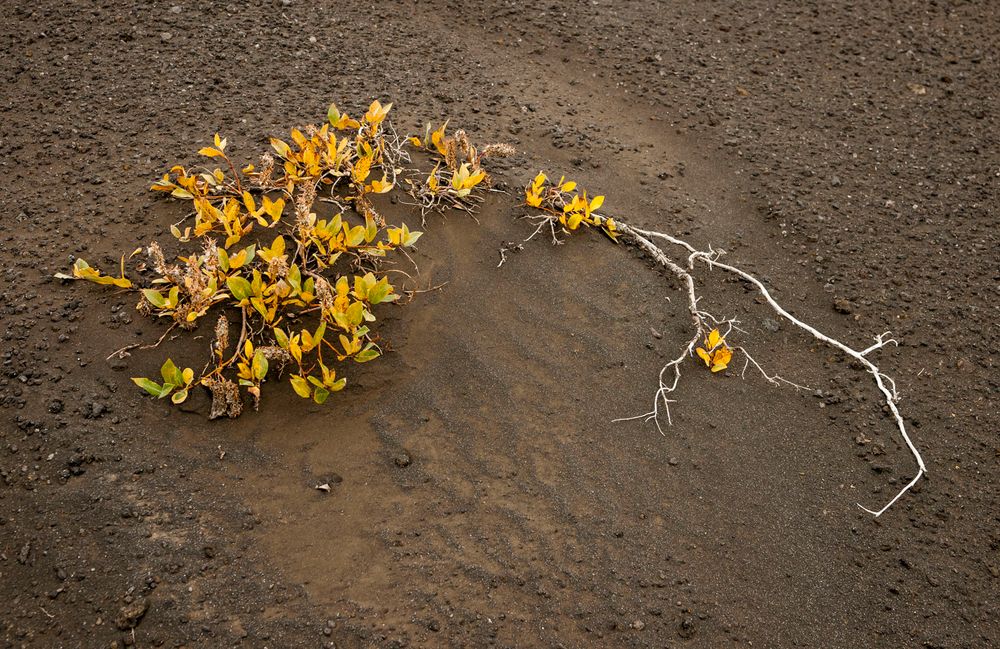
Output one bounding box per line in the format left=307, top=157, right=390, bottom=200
left=1, top=1, right=998, bottom=647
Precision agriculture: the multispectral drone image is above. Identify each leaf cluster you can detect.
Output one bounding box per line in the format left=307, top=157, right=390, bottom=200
left=523, top=173, right=618, bottom=240
left=62, top=100, right=504, bottom=417
left=405, top=122, right=514, bottom=216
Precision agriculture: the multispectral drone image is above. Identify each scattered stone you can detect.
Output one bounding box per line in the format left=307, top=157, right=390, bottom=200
left=177, top=387, right=209, bottom=414
left=833, top=298, right=854, bottom=314
left=678, top=616, right=697, bottom=638
left=761, top=317, right=780, bottom=333
left=108, top=355, right=128, bottom=371
left=116, top=598, right=149, bottom=630
left=393, top=451, right=412, bottom=468
left=160, top=32, right=173, bottom=41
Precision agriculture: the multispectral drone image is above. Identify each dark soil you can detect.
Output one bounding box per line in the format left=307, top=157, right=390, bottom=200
left=2, top=1, right=998, bottom=647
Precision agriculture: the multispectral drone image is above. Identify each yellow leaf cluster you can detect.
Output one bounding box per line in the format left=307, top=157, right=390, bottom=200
left=523, top=172, right=617, bottom=240
left=451, top=163, right=486, bottom=197
left=63, top=97, right=502, bottom=417
left=695, top=329, right=733, bottom=373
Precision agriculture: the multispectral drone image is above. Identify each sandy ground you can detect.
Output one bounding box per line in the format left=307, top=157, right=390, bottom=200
left=1, top=1, right=998, bottom=647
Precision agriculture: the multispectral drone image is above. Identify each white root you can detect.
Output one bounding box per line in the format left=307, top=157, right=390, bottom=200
left=516, top=214, right=926, bottom=517
left=624, top=222, right=926, bottom=517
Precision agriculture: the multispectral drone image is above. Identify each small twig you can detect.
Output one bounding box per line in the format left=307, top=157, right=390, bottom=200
left=735, top=346, right=811, bottom=391
left=497, top=242, right=524, bottom=268
left=106, top=323, right=179, bottom=360
left=403, top=280, right=448, bottom=303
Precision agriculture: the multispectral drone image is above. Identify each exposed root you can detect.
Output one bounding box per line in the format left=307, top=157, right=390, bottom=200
left=520, top=212, right=925, bottom=517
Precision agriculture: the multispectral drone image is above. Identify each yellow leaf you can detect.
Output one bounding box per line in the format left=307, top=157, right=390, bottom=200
left=264, top=196, right=284, bottom=223
left=367, top=177, right=393, bottom=194
left=430, top=122, right=449, bottom=156
left=290, top=375, right=312, bottom=399
left=713, top=346, right=732, bottom=365
left=198, top=147, right=223, bottom=158
left=352, top=155, right=373, bottom=184
left=270, top=138, right=291, bottom=159
left=290, top=128, right=308, bottom=148
left=706, top=329, right=723, bottom=351
left=696, top=347, right=712, bottom=367
left=365, top=100, right=392, bottom=125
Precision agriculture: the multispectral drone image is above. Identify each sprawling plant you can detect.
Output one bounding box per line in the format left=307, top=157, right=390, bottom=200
left=60, top=100, right=508, bottom=417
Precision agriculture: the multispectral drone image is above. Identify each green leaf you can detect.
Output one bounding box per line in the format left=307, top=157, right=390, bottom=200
left=171, top=389, right=189, bottom=404
left=367, top=279, right=390, bottom=305
left=288, top=264, right=302, bottom=292
left=346, top=301, right=364, bottom=327
left=227, top=276, right=253, bottom=301
left=251, top=296, right=268, bottom=319
left=166, top=286, right=180, bottom=308
left=346, top=225, right=366, bottom=247
left=252, top=350, right=268, bottom=381
left=313, top=386, right=330, bottom=404
left=160, top=359, right=182, bottom=386
left=131, top=377, right=162, bottom=397
left=142, top=289, right=167, bottom=308
left=354, top=344, right=380, bottom=363
left=273, top=327, right=289, bottom=349
left=158, top=383, right=176, bottom=398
